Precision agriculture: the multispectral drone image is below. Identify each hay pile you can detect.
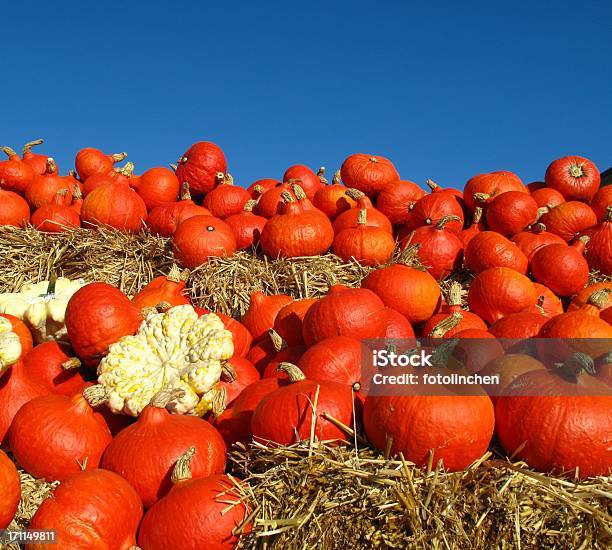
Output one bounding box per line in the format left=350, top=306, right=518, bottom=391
left=230, top=441, right=612, bottom=550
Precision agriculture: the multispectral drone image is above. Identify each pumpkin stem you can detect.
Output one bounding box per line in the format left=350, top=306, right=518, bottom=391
left=276, top=362, right=306, bottom=383
left=430, top=338, right=460, bottom=368
left=290, top=183, right=307, bottom=200
left=368, top=156, right=378, bottom=163
left=268, top=328, right=288, bottom=352
left=425, top=179, right=439, bottom=191
left=150, top=387, right=186, bottom=408
left=72, top=185, right=83, bottom=200
left=56, top=188, right=68, bottom=197
left=568, top=163, right=584, bottom=178
left=180, top=181, right=192, bottom=201
left=588, top=289, right=611, bottom=309
left=45, top=158, right=57, bottom=174
left=119, top=161, right=135, bottom=177
left=429, top=312, right=463, bottom=338
left=280, top=191, right=295, bottom=204
left=82, top=384, right=108, bottom=407
left=154, top=301, right=173, bottom=313
left=169, top=163, right=178, bottom=172
left=601, top=351, right=612, bottom=364
left=554, top=352, right=596, bottom=382
left=535, top=206, right=550, bottom=221
left=61, top=357, right=81, bottom=370
left=605, top=206, right=612, bottom=221
left=344, top=188, right=364, bottom=201
left=22, top=139, right=44, bottom=154
left=252, top=184, right=264, bottom=196
left=533, top=295, right=547, bottom=315
left=171, top=447, right=196, bottom=483
left=1, top=146, right=18, bottom=159
left=531, top=222, right=547, bottom=234
left=243, top=199, right=257, bottom=212
left=447, top=282, right=463, bottom=307
left=111, top=152, right=128, bottom=162
left=210, top=385, right=227, bottom=418
left=317, top=166, right=328, bottom=185
left=332, top=170, right=341, bottom=186
left=435, top=215, right=461, bottom=230
left=221, top=361, right=237, bottom=382
left=357, top=208, right=368, bottom=225
left=46, top=273, right=58, bottom=296
left=473, top=192, right=490, bottom=203
left=471, top=206, right=483, bottom=224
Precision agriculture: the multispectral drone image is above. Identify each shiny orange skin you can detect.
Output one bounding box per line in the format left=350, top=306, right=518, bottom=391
left=460, top=208, right=485, bottom=247
left=260, top=345, right=306, bottom=379
left=489, top=311, right=549, bottom=339
left=221, top=356, right=260, bottom=405
left=332, top=221, right=395, bottom=266
left=464, top=171, right=527, bottom=211
left=363, top=394, right=495, bottom=471
left=312, top=183, right=356, bottom=219
left=0, top=360, right=49, bottom=446
left=362, top=264, right=441, bottom=324
left=0, top=449, right=20, bottom=529
left=224, top=208, right=267, bottom=249
left=28, top=469, right=143, bottom=550
left=302, top=285, right=388, bottom=346
left=252, top=378, right=354, bottom=445
left=82, top=168, right=134, bottom=197
left=172, top=215, right=237, bottom=269
left=247, top=178, right=279, bottom=198
left=0, top=313, right=33, bottom=356
left=273, top=298, right=318, bottom=346
left=138, top=474, right=250, bottom=550
left=340, top=153, right=399, bottom=196
left=375, top=180, right=426, bottom=225
left=495, top=370, right=611, bottom=478
left=75, top=148, right=124, bottom=181
left=0, top=148, right=35, bottom=193
left=421, top=303, right=487, bottom=338
left=332, top=194, right=392, bottom=234
left=384, top=308, right=415, bottom=338
left=81, top=181, right=147, bottom=233
left=468, top=267, right=537, bottom=324
left=65, top=282, right=143, bottom=367
left=203, top=181, right=251, bottom=219
left=544, top=155, right=600, bottom=202
left=135, top=167, right=180, bottom=210
left=511, top=229, right=566, bottom=260
left=175, top=141, right=227, bottom=196
left=9, top=392, right=113, bottom=482
left=485, top=191, right=539, bottom=236
left=530, top=187, right=565, bottom=209
left=131, top=273, right=191, bottom=309
left=567, top=282, right=612, bottom=312
left=297, top=336, right=363, bottom=388
left=22, top=143, right=50, bottom=175
left=217, top=313, right=253, bottom=358
left=31, top=192, right=80, bottom=232
left=146, top=196, right=211, bottom=237
left=256, top=182, right=293, bottom=218
left=101, top=403, right=226, bottom=509
left=540, top=201, right=597, bottom=241
left=241, top=291, right=293, bottom=342
left=404, top=192, right=464, bottom=234
left=590, top=186, right=612, bottom=221
left=283, top=164, right=325, bottom=198
left=585, top=213, right=612, bottom=276
left=531, top=242, right=589, bottom=296
left=25, top=163, right=72, bottom=209
left=22, top=341, right=86, bottom=396
left=531, top=283, right=564, bottom=316
left=465, top=231, right=528, bottom=275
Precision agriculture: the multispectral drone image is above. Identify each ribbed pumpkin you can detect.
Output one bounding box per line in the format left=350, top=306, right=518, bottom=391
left=172, top=215, right=237, bottom=269
left=251, top=363, right=354, bottom=445
left=245, top=329, right=292, bottom=372
left=333, top=188, right=393, bottom=234
left=31, top=189, right=80, bottom=232
left=544, top=155, right=600, bottom=202
left=425, top=178, right=464, bottom=199
left=283, top=164, right=325, bottom=198
left=421, top=283, right=487, bottom=338
left=540, top=201, right=597, bottom=241
left=273, top=297, right=318, bottom=346
left=531, top=187, right=565, bottom=209
left=0, top=183, right=30, bottom=227
left=567, top=282, right=612, bottom=312
left=0, top=360, right=49, bottom=446
left=65, top=282, right=143, bottom=367
left=531, top=283, right=564, bottom=317
left=135, top=166, right=180, bottom=210
left=81, top=176, right=147, bottom=233
left=495, top=361, right=611, bottom=478
left=479, top=354, right=547, bottom=402
left=74, top=148, right=127, bottom=181
left=484, top=191, right=539, bottom=236
left=384, top=308, right=415, bottom=338
left=584, top=207, right=612, bottom=276
left=460, top=206, right=484, bottom=247
left=332, top=209, right=395, bottom=265
left=260, top=189, right=334, bottom=258
left=220, top=356, right=261, bottom=405
left=25, top=158, right=72, bottom=209
left=404, top=191, right=464, bottom=234
left=22, top=341, right=86, bottom=396
left=247, top=178, right=280, bottom=199
left=28, top=469, right=143, bottom=550
left=225, top=200, right=267, bottom=249
left=241, top=292, right=293, bottom=342
left=340, top=153, right=399, bottom=196
left=82, top=161, right=135, bottom=197
left=70, top=185, right=83, bottom=215
left=175, top=141, right=227, bottom=197
left=0, top=145, right=35, bottom=193
left=463, top=171, right=527, bottom=211
left=530, top=237, right=590, bottom=296
left=590, top=186, right=612, bottom=221
left=0, top=449, right=20, bottom=528
left=101, top=388, right=226, bottom=508
left=465, top=231, right=528, bottom=275
left=138, top=455, right=249, bottom=550
left=312, top=170, right=356, bottom=219
left=489, top=310, right=549, bottom=340
left=362, top=264, right=441, bottom=324
left=256, top=182, right=293, bottom=218
left=203, top=172, right=251, bottom=219
left=260, top=340, right=306, bottom=380
left=511, top=224, right=566, bottom=259
left=21, top=139, right=50, bottom=175
left=9, top=386, right=113, bottom=482
left=131, top=265, right=191, bottom=309
left=375, top=179, right=426, bottom=226
left=468, top=267, right=537, bottom=324
left=363, top=391, right=495, bottom=471
left=146, top=182, right=211, bottom=236
left=399, top=215, right=463, bottom=280
left=298, top=336, right=363, bottom=391
left=302, top=285, right=388, bottom=345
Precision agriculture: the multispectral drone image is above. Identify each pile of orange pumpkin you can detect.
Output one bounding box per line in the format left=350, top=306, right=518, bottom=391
left=0, top=139, right=611, bottom=549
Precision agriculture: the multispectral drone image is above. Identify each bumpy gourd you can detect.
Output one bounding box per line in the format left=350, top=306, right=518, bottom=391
left=0, top=277, right=86, bottom=344
left=95, top=305, right=233, bottom=417
left=0, top=317, right=22, bottom=376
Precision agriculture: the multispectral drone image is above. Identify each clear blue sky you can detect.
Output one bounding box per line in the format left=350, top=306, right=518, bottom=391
left=2, top=1, right=611, bottom=188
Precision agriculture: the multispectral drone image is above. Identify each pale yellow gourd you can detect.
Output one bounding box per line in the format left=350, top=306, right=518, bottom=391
left=0, top=317, right=22, bottom=376
left=0, top=276, right=86, bottom=344
left=94, top=305, right=234, bottom=417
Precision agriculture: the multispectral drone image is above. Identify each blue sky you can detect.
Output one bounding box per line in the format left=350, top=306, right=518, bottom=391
left=2, top=1, right=610, bottom=189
